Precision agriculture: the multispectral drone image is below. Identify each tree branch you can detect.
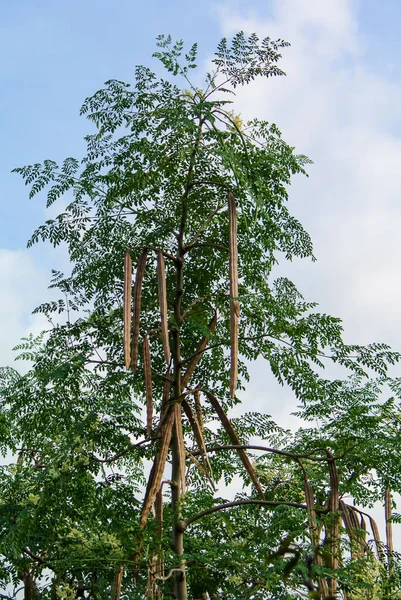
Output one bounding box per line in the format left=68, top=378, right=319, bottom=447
left=192, top=444, right=335, bottom=463
left=182, top=499, right=309, bottom=530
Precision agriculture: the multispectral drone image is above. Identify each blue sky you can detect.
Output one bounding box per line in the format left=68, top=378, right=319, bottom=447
left=1, top=0, right=401, bottom=250
left=1, top=0, right=401, bottom=365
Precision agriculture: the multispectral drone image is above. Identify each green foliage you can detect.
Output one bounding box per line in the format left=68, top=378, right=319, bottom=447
left=1, top=31, right=401, bottom=599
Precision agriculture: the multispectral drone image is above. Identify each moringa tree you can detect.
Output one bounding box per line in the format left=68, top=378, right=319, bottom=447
left=1, top=32, right=401, bottom=599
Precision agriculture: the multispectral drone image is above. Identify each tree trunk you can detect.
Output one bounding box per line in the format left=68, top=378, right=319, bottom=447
left=171, top=241, right=187, bottom=600
left=171, top=430, right=187, bottom=600
left=111, top=567, right=123, bottom=600
left=22, top=572, right=36, bottom=600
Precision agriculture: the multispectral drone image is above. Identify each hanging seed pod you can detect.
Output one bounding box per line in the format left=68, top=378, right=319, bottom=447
left=161, top=371, right=171, bottom=413
left=155, top=369, right=171, bottom=438
left=157, top=250, right=171, bottom=365
left=181, top=312, right=217, bottom=390
left=131, top=250, right=147, bottom=374
left=204, top=389, right=264, bottom=499
left=140, top=409, right=174, bottom=529
left=182, top=399, right=205, bottom=457
left=143, top=335, right=153, bottom=437
left=228, top=191, right=239, bottom=398
left=182, top=398, right=213, bottom=482
left=340, top=501, right=358, bottom=560
left=194, top=389, right=204, bottom=433
left=385, top=487, right=394, bottom=557
left=360, top=514, right=367, bottom=554
left=186, top=452, right=216, bottom=491
left=369, top=514, right=384, bottom=561
left=174, top=403, right=186, bottom=493
left=349, top=504, right=368, bottom=556
left=123, top=251, right=132, bottom=370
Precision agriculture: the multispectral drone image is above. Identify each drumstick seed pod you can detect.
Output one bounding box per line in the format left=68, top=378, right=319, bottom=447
left=123, top=251, right=132, bottom=370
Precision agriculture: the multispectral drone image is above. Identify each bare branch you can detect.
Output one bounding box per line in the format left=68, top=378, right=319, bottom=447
left=182, top=499, right=309, bottom=530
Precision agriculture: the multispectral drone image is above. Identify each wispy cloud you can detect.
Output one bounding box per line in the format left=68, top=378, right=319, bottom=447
left=216, top=0, right=401, bottom=347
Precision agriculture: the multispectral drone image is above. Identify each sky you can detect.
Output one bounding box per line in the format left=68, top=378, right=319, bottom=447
left=1, top=0, right=401, bottom=551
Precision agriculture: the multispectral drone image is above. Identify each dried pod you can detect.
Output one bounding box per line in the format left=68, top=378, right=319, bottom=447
left=174, top=403, right=186, bottom=493
left=182, top=399, right=205, bottom=455
left=140, top=409, right=174, bottom=529
left=131, top=250, right=147, bottom=374
left=204, top=389, right=264, bottom=499
left=155, top=368, right=172, bottom=438
left=340, top=501, right=358, bottom=560
left=194, top=389, right=204, bottom=433
left=228, top=191, right=239, bottom=398
left=369, top=514, right=384, bottom=561
left=186, top=451, right=216, bottom=491
left=157, top=250, right=170, bottom=365
left=161, top=367, right=171, bottom=413
left=385, top=487, right=394, bottom=556
left=143, top=335, right=153, bottom=437
left=182, top=398, right=213, bottom=481
left=182, top=312, right=217, bottom=390
left=123, top=251, right=132, bottom=370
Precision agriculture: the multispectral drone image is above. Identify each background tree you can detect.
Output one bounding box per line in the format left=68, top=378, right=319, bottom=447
left=1, top=32, right=401, bottom=599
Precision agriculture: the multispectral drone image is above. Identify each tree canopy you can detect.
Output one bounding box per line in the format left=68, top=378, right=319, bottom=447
left=1, top=32, right=401, bottom=600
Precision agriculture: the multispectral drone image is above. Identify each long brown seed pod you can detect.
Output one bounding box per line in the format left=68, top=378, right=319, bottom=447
left=161, top=368, right=171, bottom=414
left=347, top=505, right=368, bottom=555
left=348, top=506, right=383, bottom=560
left=174, top=403, right=186, bottom=493
left=228, top=191, right=239, bottom=398
left=302, top=469, right=327, bottom=597
left=194, top=389, right=204, bottom=433
left=140, top=409, right=174, bottom=529
left=203, top=389, right=264, bottom=499
left=369, top=514, right=384, bottom=561
left=131, top=250, right=147, bottom=374
left=181, top=312, right=217, bottom=390
left=157, top=250, right=171, bottom=365
left=182, top=398, right=213, bottom=480
left=327, top=456, right=340, bottom=598
left=123, top=251, right=132, bottom=370
left=186, top=451, right=216, bottom=491
left=181, top=399, right=206, bottom=458
left=359, top=514, right=368, bottom=555
left=385, top=487, right=394, bottom=560
left=340, top=500, right=359, bottom=560
left=154, top=369, right=172, bottom=438
left=144, top=335, right=153, bottom=437
left=301, top=467, right=319, bottom=548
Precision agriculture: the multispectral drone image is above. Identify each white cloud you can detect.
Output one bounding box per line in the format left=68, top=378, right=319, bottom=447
left=215, top=0, right=401, bottom=347
left=0, top=249, right=50, bottom=369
